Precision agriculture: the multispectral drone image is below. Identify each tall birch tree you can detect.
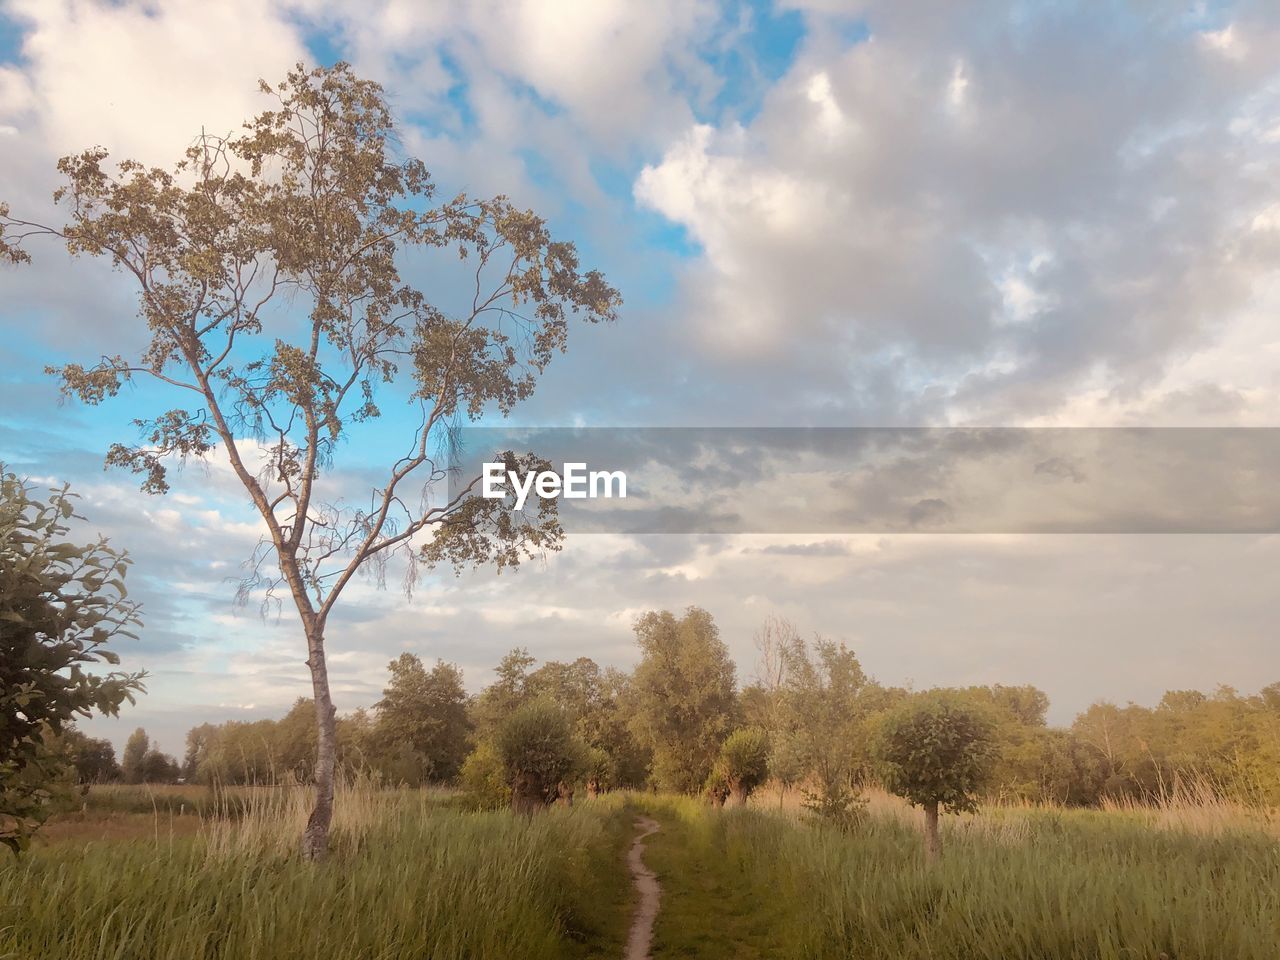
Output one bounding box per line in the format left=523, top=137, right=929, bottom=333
left=0, top=63, right=620, bottom=858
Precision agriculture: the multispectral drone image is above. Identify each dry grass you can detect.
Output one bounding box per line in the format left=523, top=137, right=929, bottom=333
left=749, top=777, right=1280, bottom=845
left=1099, top=779, right=1280, bottom=838
left=33, top=811, right=203, bottom=846
left=35, top=779, right=461, bottom=854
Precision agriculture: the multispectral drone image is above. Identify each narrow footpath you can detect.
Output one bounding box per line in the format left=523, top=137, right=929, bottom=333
left=623, top=816, right=662, bottom=960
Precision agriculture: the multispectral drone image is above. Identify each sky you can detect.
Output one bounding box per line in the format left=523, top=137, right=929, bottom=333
left=2, top=0, right=1279, bottom=757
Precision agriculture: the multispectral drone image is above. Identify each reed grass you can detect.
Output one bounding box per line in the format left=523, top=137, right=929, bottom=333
left=0, top=784, right=632, bottom=960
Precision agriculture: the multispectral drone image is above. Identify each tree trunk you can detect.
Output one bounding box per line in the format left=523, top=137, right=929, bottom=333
left=923, top=799, right=941, bottom=864
left=301, top=626, right=338, bottom=861
left=728, top=780, right=748, bottom=806
left=512, top=772, right=544, bottom=816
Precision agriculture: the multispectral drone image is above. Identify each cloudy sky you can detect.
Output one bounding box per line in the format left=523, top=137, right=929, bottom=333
left=2, top=0, right=1279, bottom=756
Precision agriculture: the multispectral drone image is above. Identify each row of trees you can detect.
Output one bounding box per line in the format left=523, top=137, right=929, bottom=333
left=32, top=725, right=182, bottom=788
left=20, top=596, right=1279, bottom=862
left=162, top=609, right=1280, bottom=819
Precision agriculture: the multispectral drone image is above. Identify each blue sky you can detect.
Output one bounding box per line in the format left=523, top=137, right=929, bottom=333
left=2, top=0, right=1280, bottom=756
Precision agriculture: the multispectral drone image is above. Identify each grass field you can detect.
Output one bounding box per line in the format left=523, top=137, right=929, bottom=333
left=2, top=783, right=1278, bottom=959
left=2, top=783, right=634, bottom=960
left=640, top=792, right=1280, bottom=959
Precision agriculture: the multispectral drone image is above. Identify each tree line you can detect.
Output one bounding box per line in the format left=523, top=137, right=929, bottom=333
left=66, top=610, right=1279, bottom=819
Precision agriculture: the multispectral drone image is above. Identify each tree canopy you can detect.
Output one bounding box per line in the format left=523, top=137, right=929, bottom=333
left=875, top=691, right=997, bottom=861
left=628, top=607, right=739, bottom=793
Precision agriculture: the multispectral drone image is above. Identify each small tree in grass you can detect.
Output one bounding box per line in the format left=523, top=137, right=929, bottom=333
left=874, top=691, right=996, bottom=863
left=496, top=699, right=582, bottom=815
left=121, top=728, right=149, bottom=784
left=713, top=727, right=770, bottom=806
left=459, top=741, right=510, bottom=811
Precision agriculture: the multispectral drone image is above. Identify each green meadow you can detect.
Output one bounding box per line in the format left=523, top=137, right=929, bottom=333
left=4, top=783, right=1277, bottom=960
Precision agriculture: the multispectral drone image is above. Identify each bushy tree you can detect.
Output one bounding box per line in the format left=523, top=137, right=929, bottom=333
left=119, top=728, right=179, bottom=784
left=59, top=727, right=120, bottom=784
left=470, top=648, right=537, bottom=740
left=526, top=656, right=647, bottom=790
left=373, top=654, right=471, bottom=784
left=139, top=749, right=180, bottom=784
left=629, top=608, right=738, bottom=793
left=1, top=63, right=619, bottom=859
left=776, top=633, right=890, bottom=810
left=459, top=740, right=510, bottom=810
left=467, top=650, right=646, bottom=796
left=121, top=728, right=150, bottom=785
left=713, top=727, right=770, bottom=806
left=875, top=691, right=997, bottom=863
left=0, top=472, right=145, bottom=851
left=181, top=723, right=219, bottom=782
left=496, top=699, right=582, bottom=814
left=273, top=697, right=320, bottom=782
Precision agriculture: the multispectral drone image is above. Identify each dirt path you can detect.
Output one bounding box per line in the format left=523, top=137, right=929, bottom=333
left=623, top=815, right=662, bottom=960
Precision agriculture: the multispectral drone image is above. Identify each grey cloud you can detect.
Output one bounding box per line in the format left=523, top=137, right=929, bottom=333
left=748, top=540, right=853, bottom=556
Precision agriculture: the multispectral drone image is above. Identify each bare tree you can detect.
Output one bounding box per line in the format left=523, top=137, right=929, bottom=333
left=752, top=614, right=801, bottom=695
left=0, top=63, right=619, bottom=859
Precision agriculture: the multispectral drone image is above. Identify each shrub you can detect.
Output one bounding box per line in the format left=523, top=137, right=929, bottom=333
left=496, top=699, right=582, bottom=814
left=714, top=727, right=770, bottom=806
left=460, top=742, right=510, bottom=811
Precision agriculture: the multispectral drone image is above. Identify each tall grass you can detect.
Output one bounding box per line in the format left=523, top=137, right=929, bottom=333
left=7, top=783, right=1279, bottom=959
left=0, top=785, right=632, bottom=960
left=638, top=792, right=1280, bottom=959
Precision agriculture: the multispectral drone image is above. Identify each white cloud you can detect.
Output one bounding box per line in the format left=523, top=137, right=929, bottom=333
left=636, top=3, right=1280, bottom=425
left=4, top=0, right=306, bottom=160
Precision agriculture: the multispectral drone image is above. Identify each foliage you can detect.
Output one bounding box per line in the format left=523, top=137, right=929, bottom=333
left=459, top=741, right=511, bottom=811
left=757, top=624, right=902, bottom=808
left=184, top=701, right=341, bottom=785
left=57, top=726, right=120, bottom=784
left=875, top=691, right=997, bottom=815
left=1070, top=686, right=1280, bottom=805
left=119, top=728, right=179, bottom=784
left=469, top=649, right=647, bottom=793
left=628, top=607, right=738, bottom=793
left=0, top=470, right=145, bottom=851
left=372, top=655, right=471, bottom=784
left=121, top=728, right=149, bottom=784
left=712, top=727, right=771, bottom=804
left=800, top=779, right=868, bottom=832
left=470, top=648, right=538, bottom=740
left=495, top=699, right=583, bottom=812
left=526, top=656, right=648, bottom=789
